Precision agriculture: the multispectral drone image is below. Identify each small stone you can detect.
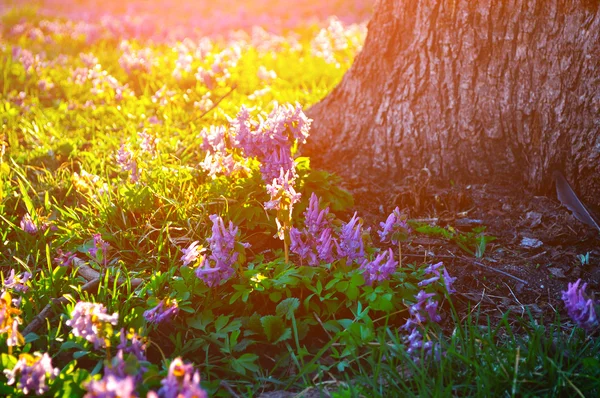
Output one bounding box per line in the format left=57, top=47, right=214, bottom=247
left=526, top=211, right=543, bottom=228
left=521, top=237, right=543, bottom=249
left=548, top=267, right=566, bottom=279
left=515, top=282, right=525, bottom=294
left=502, top=203, right=512, bottom=212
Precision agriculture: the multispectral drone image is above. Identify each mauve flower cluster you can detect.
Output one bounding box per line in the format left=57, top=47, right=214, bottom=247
left=562, top=279, right=598, bottom=331
left=54, top=249, right=78, bottom=267
left=119, top=41, right=154, bottom=74
left=4, top=352, right=59, bottom=396
left=89, top=233, right=111, bottom=265
left=360, top=249, right=397, bottom=285
left=289, top=195, right=369, bottom=267
left=289, top=193, right=335, bottom=266
left=116, top=144, right=140, bottom=183
left=257, top=65, right=277, bottom=81
left=151, top=85, right=176, bottom=107
left=338, top=212, right=368, bottom=263
left=66, top=302, right=118, bottom=349
left=199, top=125, right=243, bottom=178
left=138, top=131, right=158, bottom=157
left=378, top=206, right=412, bottom=245
left=401, top=262, right=456, bottom=361
left=181, top=241, right=204, bottom=267
left=156, top=358, right=207, bottom=398
left=194, top=92, right=214, bottom=112
left=20, top=213, right=40, bottom=234
left=84, top=371, right=137, bottom=398
left=11, top=47, right=47, bottom=76
left=401, top=290, right=442, bottom=361
left=4, top=270, right=31, bottom=293
left=197, top=45, right=242, bottom=89
left=143, top=299, right=179, bottom=325
left=311, top=17, right=367, bottom=65
left=117, top=328, right=147, bottom=363
left=418, top=261, right=457, bottom=294
left=86, top=64, right=131, bottom=101
left=232, top=103, right=311, bottom=182
left=195, top=214, right=249, bottom=287
left=264, top=169, right=302, bottom=211
left=84, top=345, right=147, bottom=397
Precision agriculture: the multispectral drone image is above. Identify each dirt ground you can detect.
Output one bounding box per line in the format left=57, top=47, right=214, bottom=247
left=350, top=174, right=600, bottom=327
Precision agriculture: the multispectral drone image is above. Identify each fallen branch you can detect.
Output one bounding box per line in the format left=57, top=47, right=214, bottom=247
left=73, top=258, right=144, bottom=286
left=180, top=84, right=238, bottom=128
left=22, top=279, right=99, bottom=335
left=468, top=259, right=529, bottom=286
left=22, top=260, right=143, bottom=335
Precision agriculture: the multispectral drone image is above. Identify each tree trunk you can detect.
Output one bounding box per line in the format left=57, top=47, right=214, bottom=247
left=305, top=0, right=600, bottom=209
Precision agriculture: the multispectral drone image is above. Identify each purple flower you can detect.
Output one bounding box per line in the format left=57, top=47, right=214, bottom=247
left=419, top=262, right=457, bottom=294
left=378, top=207, right=411, bottom=245
left=442, top=267, right=457, bottom=294
left=144, top=299, right=179, bottom=324
left=304, top=193, right=331, bottom=235
left=181, top=241, right=203, bottom=267
left=84, top=372, right=137, bottom=398
left=157, top=358, right=207, bottom=398
left=196, top=215, right=249, bottom=287
left=148, top=116, right=160, bottom=125
left=424, top=262, right=444, bottom=276
left=562, top=279, right=598, bottom=331
left=200, top=125, right=228, bottom=154
left=3, top=352, right=59, bottom=396
left=289, top=227, right=315, bottom=265
left=259, top=146, right=296, bottom=183
left=117, top=328, right=147, bottom=363
left=360, top=249, right=397, bottom=285
left=315, top=228, right=336, bottom=264
left=4, top=270, right=31, bottom=293
left=418, top=275, right=440, bottom=287
left=54, top=249, right=78, bottom=267
left=401, top=290, right=443, bottom=361
left=337, top=212, right=366, bottom=263
left=20, top=213, right=38, bottom=234
left=116, top=144, right=139, bottom=183
left=88, top=234, right=111, bottom=267
left=289, top=194, right=336, bottom=266
left=138, top=131, right=157, bottom=156
left=66, top=302, right=118, bottom=349
left=264, top=168, right=301, bottom=212
left=200, top=151, right=242, bottom=178
left=231, top=103, right=311, bottom=183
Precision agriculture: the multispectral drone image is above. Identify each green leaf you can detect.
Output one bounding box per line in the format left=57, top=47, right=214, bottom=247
left=214, top=315, right=230, bottom=332
left=187, top=311, right=214, bottom=332
left=1, top=353, right=17, bottom=369
left=236, top=353, right=259, bottom=372
left=345, top=285, right=359, bottom=301
left=59, top=341, right=86, bottom=352
left=276, top=297, right=300, bottom=320
left=73, top=351, right=89, bottom=359
left=269, top=291, right=283, bottom=302
left=335, top=280, right=349, bottom=293
left=350, top=272, right=365, bottom=287
left=24, top=333, right=39, bottom=343
left=260, top=315, right=291, bottom=343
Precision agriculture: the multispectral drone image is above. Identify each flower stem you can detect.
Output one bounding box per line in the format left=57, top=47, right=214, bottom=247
left=398, top=242, right=402, bottom=268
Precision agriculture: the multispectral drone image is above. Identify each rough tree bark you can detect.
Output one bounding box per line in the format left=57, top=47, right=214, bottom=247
left=305, top=0, right=600, bottom=209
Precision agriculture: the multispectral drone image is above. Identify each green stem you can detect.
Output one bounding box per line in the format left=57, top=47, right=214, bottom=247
left=398, top=242, right=402, bottom=268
